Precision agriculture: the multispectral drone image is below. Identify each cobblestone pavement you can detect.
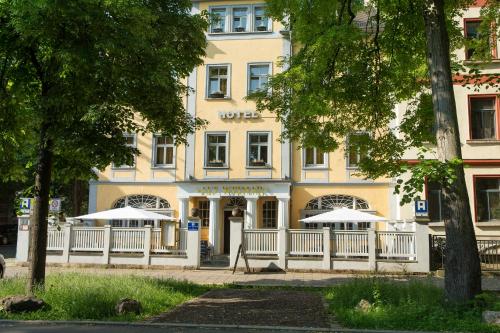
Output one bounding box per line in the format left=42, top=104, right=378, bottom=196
left=4, top=265, right=500, bottom=290
left=150, top=289, right=332, bottom=327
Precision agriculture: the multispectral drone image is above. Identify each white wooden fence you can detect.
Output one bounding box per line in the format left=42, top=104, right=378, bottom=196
left=47, top=228, right=65, bottom=251
left=377, top=231, right=416, bottom=259
left=244, top=230, right=278, bottom=255
left=331, top=231, right=369, bottom=257
left=288, top=230, right=324, bottom=256
left=151, top=228, right=187, bottom=254
left=71, top=227, right=104, bottom=252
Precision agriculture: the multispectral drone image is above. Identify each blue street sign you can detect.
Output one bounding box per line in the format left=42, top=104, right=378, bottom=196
left=415, top=200, right=428, bottom=217
left=187, top=221, right=199, bottom=231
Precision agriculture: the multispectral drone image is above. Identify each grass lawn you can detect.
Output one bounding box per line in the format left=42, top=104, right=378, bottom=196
left=0, top=273, right=212, bottom=321
left=323, top=277, right=500, bottom=333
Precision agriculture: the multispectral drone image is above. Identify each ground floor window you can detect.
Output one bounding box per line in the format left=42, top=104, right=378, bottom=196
left=262, top=200, right=277, bottom=228
left=199, top=200, right=210, bottom=227
left=427, top=181, right=449, bottom=222
left=475, top=176, right=500, bottom=222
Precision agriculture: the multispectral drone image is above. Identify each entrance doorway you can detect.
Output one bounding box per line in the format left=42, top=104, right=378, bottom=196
left=223, top=211, right=232, bottom=254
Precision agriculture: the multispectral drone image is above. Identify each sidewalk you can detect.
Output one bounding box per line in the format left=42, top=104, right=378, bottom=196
left=5, top=265, right=500, bottom=290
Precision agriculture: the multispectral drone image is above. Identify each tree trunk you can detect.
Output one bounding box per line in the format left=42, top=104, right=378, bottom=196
left=423, top=0, right=482, bottom=302
left=72, top=179, right=83, bottom=216
left=27, top=124, right=53, bottom=294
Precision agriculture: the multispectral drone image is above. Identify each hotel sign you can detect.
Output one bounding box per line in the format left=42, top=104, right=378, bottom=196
left=218, top=111, right=260, bottom=120
left=198, top=185, right=266, bottom=196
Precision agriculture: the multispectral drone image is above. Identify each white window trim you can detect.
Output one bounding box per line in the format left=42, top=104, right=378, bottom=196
left=151, top=134, right=176, bottom=169
left=208, top=4, right=272, bottom=35
left=302, top=147, right=328, bottom=169
left=206, top=64, right=231, bottom=99
left=112, top=133, right=137, bottom=169
left=204, top=131, right=230, bottom=169
left=346, top=132, right=370, bottom=170
left=247, top=62, right=272, bottom=95
left=246, top=131, right=272, bottom=169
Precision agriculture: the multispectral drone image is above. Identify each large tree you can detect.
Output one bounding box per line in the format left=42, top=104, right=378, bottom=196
left=252, top=0, right=498, bottom=302
left=0, top=0, right=208, bottom=293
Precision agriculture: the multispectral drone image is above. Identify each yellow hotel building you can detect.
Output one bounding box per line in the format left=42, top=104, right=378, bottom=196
left=88, top=0, right=499, bottom=255
left=88, top=0, right=394, bottom=255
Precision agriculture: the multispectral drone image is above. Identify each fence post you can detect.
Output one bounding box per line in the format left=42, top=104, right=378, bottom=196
left=62, top=224, right=72, bottom=263
left=415, top=222, right=430, bottom=273
left=278, top=227, right=287, bottom=270
left=143, top=225, right=152, bottom=265
left=230, top=217, right=243, bottom=269
left=103, top=225, right=111, bottom=265
left=185, top=222, right=201, bottom=269
left=16, top=215, right=30, bottom=263
left=322, top=227, right=331, bottom=270
left=368, top=228, right=377, bottom=271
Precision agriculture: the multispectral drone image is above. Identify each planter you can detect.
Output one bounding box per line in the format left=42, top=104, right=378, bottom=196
left=251, top=160, right=266, bottom=167
left=209, top=92, right=225, bottom=99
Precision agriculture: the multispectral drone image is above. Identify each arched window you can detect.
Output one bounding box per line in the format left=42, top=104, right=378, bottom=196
left=302, top=195, right=371, bottom=231
left=223, top=197, right=247, bottom=210
left=305, top=194, right=369, bottom=210
left=111, top=195, right=172, bottom=227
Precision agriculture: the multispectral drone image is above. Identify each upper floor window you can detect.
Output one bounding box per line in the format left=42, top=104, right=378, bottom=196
left=209, top=5, right=270, bottom=34
left=113, top=133, right=136, bottom=168
left=248, top=132, right=270, bottom=167
left=304, top=147, right=327, bottom=168
left=248, top=63, right=270, bottom=94
left=465, top=19, right=481, bottom=59
left=475, top=176, right=500, bottom=222
left=207, top=65, right=230, bottom=99
left=254, top=6, right=270, bottom=32
left=210, top=8, right=227, bottom=33
left=470, top=96, right=497, bottom=140
left=153, top=135, right=174, bottom=167
left=206, top=133, right=228, bottom=167
left=232, top=7, right=249, bottom=32
left=347, top=133, right=369, bottom=169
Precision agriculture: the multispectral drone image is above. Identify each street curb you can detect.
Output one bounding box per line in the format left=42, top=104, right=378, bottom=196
left=0, top=319, right=442, bottom=333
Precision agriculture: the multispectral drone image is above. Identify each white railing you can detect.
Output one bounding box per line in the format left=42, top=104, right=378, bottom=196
left=150, top=228, right=187, bottom=254
left=244, top=230, right=278, bottom=255
left=377, top=231, right=416, bottom=260
left=111, top=228, right=145, bottom=252
left=289, top=230, right=324, bottom=256
left=47, top=228, right=65, bottom=251
left=71, top=227, right=105, bottom=252
left=332, top=231, right=369, bottom=257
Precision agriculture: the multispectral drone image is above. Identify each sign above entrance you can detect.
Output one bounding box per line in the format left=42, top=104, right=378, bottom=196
left=198, top=185, right=267, bottom=196
left=218, top=111, right=260, bottom=120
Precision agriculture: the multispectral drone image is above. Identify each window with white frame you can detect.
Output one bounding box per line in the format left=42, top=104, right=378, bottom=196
left=248, top=132, right=270, bottom=167
left=304, top=147, right=326, bottom=168
left=113, top=133, right=136, bottom=168
left=199, top=200, right=210, bottom=227
left=262, top=200, right=277, bottom=228
left=248, top=63, right=270, bottom=94
left=209, top=5, right=270, bottom=34
left=253, top=6, right=269, bottom=31
left=347, top=133, right=369, bottom=169
left=207, top=65, right=229, bottom=99
left=210, top=8, right=227, bottom=33
left=232, top=7, right=249, bottom=32
left=153, top=135, right=174, bottom=167
left=206, top=133, right=228, bottom=167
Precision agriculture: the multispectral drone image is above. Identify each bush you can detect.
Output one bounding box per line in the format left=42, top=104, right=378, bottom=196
left=323, top=278, right=500, bottom=333
left=0, top=273, right=211, bottom=321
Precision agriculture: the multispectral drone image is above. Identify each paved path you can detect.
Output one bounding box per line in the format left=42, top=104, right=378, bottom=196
left=150, top=289, right=332, bottom=327
left=4, top=265, right=500, bottom=290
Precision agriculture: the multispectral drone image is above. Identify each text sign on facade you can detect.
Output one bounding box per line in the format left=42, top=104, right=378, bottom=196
left=218, top=111, right=260, bottom=120
left=415, top=200, right=428, bottom=217
left=187, top=221, right=199, bottom=231
left=198, top=185, right=266, bottom=196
